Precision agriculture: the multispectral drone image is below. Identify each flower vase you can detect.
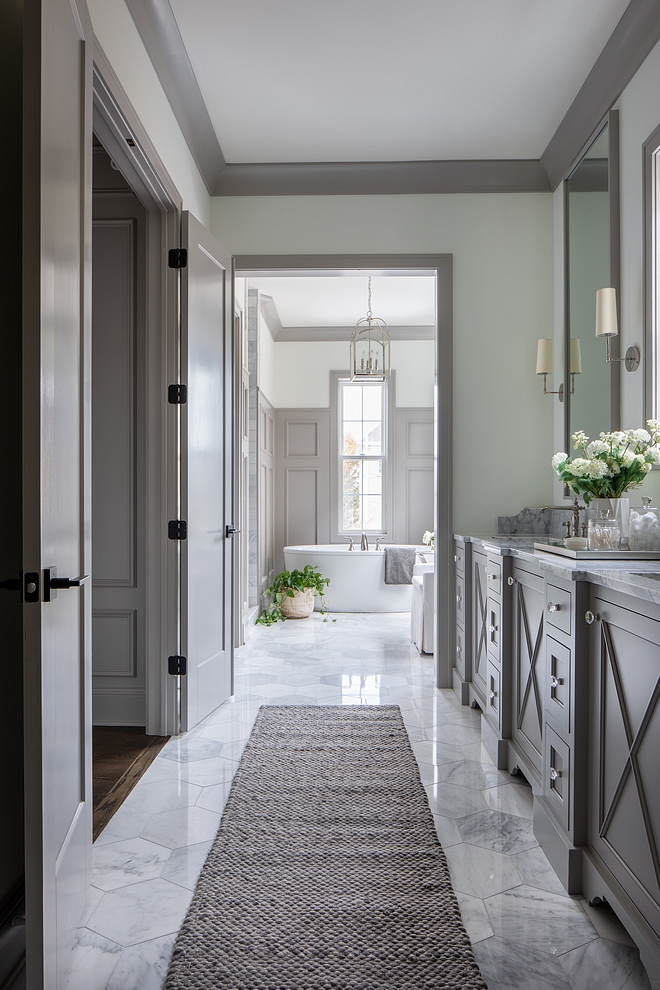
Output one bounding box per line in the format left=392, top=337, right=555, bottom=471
left=589, top=497, right=630, bottom=549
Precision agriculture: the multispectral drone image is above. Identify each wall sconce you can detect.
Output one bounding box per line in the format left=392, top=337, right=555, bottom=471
left=595, top=287, right=640, bottom=372
left=536, top=338, right=581, bottom=400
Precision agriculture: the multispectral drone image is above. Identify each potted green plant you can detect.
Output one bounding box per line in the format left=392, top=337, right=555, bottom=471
left=257, top=565, right=334, bottom=626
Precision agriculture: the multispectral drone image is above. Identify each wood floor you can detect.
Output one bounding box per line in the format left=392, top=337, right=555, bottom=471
left=93, top=726, right=169, bottom=841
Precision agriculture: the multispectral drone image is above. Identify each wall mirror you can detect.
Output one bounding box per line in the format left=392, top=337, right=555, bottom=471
left=564, top=110, right=620, bottom=453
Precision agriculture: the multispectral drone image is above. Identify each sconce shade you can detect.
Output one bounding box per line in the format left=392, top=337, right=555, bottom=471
left=570, top=337, right=582, bottom=374
left=536, top=338, right=553, bottom=375
left=595, top=287, right=618, bottom=337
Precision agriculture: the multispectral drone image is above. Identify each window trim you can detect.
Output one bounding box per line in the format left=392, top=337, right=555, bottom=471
left=329, top=370, right=395, bottom=543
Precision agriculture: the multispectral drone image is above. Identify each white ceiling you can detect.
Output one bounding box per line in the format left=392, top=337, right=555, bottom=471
left=169, top=0, right=629, bottom=164
left=247, top=276, right=436, bottom=327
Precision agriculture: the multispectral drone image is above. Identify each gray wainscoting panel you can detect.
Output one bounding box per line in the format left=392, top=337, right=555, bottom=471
left=258, top=391, right=276, bottom=601
left=275, top=409, right=330, bottom=573
left=394, top=409, right=434, bottom=545
left=92, top=610, right=137, bottom=677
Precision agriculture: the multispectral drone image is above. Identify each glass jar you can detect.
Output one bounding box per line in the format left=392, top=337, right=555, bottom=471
left=629, top=497, right=660, bottom=550
left=588, top=506, right=621, bottom=551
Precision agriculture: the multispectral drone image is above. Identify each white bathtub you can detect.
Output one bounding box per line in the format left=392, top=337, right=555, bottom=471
left=283, top=544, right=433, bottom=612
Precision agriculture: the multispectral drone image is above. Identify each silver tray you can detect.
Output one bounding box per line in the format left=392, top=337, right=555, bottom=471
left=534, top=542, right=660, bottom=560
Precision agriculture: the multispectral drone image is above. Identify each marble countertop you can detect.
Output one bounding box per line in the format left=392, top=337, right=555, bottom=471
left=453, top=532, right=660, bottom=606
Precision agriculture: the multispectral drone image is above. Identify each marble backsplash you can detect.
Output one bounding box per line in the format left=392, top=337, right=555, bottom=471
left=497, top=506, right=584, bottom=539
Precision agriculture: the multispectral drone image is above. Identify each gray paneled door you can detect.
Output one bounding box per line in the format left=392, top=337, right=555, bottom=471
left=22, top=0, right=93, bottom=985
left=180, top=213, right=234, bottom=729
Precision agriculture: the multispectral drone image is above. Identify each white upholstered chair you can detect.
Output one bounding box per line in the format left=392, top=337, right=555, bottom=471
left=410, top=562, right=434, bottom=654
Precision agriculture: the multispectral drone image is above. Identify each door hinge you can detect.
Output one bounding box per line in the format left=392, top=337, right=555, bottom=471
left=168, top=383, right=187, bottom=404
left=168, top=248, right=187, bottom=269
left=168, top=519, right=187, bottom=540
left=168, top=655, right=187, bottom=675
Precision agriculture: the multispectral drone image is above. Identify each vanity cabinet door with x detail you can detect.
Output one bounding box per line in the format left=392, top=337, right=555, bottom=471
left=510, top=561, right=546, bottom=786
left=587, top=586, right=660, bottom=966
left=471, top=549, right=489, bottom=707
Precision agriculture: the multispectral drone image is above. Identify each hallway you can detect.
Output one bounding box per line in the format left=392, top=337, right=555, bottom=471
left=65, top=613, right=650, bottom=990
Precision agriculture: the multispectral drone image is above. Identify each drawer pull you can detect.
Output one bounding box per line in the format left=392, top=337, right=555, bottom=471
left=488, top=572, right=497, bottom=581
left=549, top=767, right=561, bottom=781
left=548, top=602, right=561, bottom=613
left=585, top=610, right=599, bottom=625
left=507, top=576, right=514, bottom=586
left=550, top=675, right=564, bottom=689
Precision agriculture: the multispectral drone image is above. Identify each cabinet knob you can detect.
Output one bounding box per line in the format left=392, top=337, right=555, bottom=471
left=489, top=690, right=497, bottom=701
left=456, top=646, right=462, bottom=655
left=454, top=554, right=459, bottom=563
left=489, top=624, right=498, bottom=635
left=507, top=576, right=514, bottom=586
left=488, top=572, right=497, bottom=581
left=456, top=595, right=462, bottom=604
left=549, top=767, right=561, bottom=781
left=548, top=602, right=560, bottom=613
left=585, top=610, right=598, bottom=625
left=550, top=675, right=564, bottom=689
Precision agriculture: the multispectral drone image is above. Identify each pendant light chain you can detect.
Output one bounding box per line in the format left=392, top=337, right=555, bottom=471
left=367, top=276, right=373, bottom=320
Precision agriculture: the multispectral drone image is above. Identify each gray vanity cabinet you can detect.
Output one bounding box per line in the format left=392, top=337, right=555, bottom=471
left=470, top=548, right=489, bottom=708
left=509, top=560, right=545, bottom=787
left=584, top=586, right=660, bottom=980
left=452, top=539, right=472, bottom=705
left=534, top=574, right=589, bottom=894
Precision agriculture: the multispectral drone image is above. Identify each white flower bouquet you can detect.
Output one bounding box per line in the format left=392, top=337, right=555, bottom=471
left=422, top=531, right=435, bottom=549
left=552, top=422, right=660, bottom=504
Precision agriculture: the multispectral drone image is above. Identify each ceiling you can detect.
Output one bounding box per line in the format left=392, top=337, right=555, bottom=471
left=248, top=276, right=436, bottom=331
left=169, top=0, right=630, bottom=164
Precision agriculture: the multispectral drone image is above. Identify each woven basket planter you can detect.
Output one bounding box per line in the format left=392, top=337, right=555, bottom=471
left=280, top=588, right=315, bottom=620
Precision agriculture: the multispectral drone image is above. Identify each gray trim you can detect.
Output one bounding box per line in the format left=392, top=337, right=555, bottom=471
left=235, top=253, right=453, bottom=690
left=609, top=110, right=622, bottom=432
left=214, top=159, right=550, bottom=196
left=93, top=39, right=182, bottom=213
left=541, top=0, right=660, bottom=191
left=124, top=0, right=226, bottom=193
left=643, top=120, right=660, bottom=422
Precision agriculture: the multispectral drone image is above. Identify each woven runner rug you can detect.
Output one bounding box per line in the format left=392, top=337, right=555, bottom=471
left=164, top=705, right=487, bottom=990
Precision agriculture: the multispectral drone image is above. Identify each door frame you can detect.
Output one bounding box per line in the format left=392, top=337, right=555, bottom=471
left=92, top=40, right=182, bottom=735
left=234, top=254, right=453, bottom=689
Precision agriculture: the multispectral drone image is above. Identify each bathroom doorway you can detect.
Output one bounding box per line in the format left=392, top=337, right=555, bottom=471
left=236, top=255, right=453, bottom=687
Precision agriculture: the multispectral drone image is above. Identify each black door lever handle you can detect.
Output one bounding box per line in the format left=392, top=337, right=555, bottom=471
left=226, top=525, right=240, bottom=538
left=44, top=567, right=90, bottom=602
left=0, top=577, right=22, bottom=592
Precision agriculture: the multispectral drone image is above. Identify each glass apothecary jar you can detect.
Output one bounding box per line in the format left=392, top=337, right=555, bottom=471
left=629, top=497, right=660, bottom=550
left=588, top=505, right=621, bottom=551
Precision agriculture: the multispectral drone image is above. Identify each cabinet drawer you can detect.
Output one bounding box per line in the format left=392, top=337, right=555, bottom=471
left=487, top=596, right=501, bottom=665
left=486, top=556, right=502, bottom=597
left=454, top=542, right=465, bottom=574
left=546, top=636, right=571, bottom=735
left=546, top=582, right=573, bottom=636
left=544, top=724, right=570, bottom=834
left=455, top=624, right=466, bottom=678
left=486, top=659, right=501, bottom=732
left=456, top=573, right=466, bottom=628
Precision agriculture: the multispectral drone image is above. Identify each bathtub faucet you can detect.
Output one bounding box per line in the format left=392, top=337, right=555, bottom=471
left=344, top=537, right=354, bottom=551
left=361, top=533, right=369, bottom=551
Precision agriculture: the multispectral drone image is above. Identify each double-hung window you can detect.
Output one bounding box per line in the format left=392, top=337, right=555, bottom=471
left=339, top=380, right=387, bottom=534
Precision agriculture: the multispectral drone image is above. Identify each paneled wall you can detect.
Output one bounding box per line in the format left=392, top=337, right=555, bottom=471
left=257, top=391, right=276, bottom=599
left=92, top=190, right=147, bottom=725
left=275, top=410, right=330, bottom=572
left=393, top=409, right=435, bottom=544
left=273, top=405, right=433, bottom=576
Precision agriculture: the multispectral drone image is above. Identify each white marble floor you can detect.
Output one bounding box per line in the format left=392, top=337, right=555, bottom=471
left=65, top=612, right=652, bottom=990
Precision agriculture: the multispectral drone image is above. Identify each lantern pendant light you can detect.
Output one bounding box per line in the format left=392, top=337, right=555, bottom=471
left=350, top=276, right=391, bottom=382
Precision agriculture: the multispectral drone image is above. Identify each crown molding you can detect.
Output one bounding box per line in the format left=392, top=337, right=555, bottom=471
left=125, top=0, right=225, bottom=193
left=541, top=0, right=660, bottom=190
left=213, top=159, right=550, bottom=196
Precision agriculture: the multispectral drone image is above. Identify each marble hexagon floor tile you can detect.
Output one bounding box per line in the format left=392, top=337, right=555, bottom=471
left=484, top=884, right=599, bottom=955
left=443, top=841, right=522, bottom=899
left=86, top=879, right=192, bottom=946
left=558, top=935, right=652, bottom=990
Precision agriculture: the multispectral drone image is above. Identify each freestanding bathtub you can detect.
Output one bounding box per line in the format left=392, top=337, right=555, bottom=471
left=283, top=544, right=432, bottom=612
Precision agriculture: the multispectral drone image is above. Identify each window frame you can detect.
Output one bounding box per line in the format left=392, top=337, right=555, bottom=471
left=329, top=369, right=395, bottom=543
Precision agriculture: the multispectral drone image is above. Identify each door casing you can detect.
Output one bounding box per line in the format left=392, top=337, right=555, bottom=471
left=234, top=254, right=453, bottom=688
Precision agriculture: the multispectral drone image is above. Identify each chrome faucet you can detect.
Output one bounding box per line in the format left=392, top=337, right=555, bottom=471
left=344, top=537, right=354, bottom=551
left=361, top=533, right=369, bottom=551
left=540, top=497, right=583, bottom=538
left=375, top=538, right=383, bottom=551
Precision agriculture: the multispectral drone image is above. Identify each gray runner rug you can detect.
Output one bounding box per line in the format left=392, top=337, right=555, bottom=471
left=164, top=705, right=487, bottom=989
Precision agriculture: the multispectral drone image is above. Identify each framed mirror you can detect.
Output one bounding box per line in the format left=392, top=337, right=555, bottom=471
left=564, top=110, right=620, bottom=454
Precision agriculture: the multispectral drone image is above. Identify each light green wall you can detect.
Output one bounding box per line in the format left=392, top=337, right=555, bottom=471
left=88, top=0, right=211, bottom=226
left=212, top=193, right=555, bottom=533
